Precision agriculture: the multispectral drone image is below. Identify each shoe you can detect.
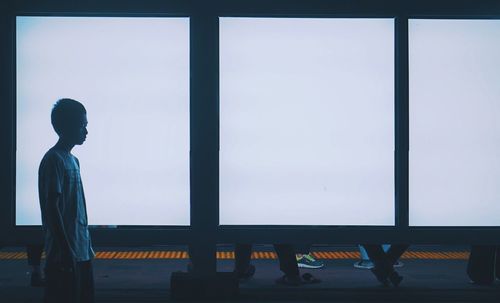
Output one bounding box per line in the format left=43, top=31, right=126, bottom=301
left=371, top=264, right=404, bottom=288
left=275, top=274, right=302, bottom=286
left=355, top=260, right=402, bottom=270
left=354, top=260, right=374, bottom=270
left=469, top=279, right=494, bottom=286
left=296, top=254, right=324, bottom=269
left=30, top=272, right=45, bottom=287
left=370, top=267, right=390, bottom=287
left=301, top=273, right=322, bottom=284
left=388, top=270, right=403, bottom=287
left=235, top=264, right=255, bottom=280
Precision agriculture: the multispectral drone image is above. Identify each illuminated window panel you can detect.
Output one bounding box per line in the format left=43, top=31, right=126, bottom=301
left=409, top=19, right=500, bottom=226
left=220, top=18, right=395, bottom=225
left=16, top=17, right=190, bottom=225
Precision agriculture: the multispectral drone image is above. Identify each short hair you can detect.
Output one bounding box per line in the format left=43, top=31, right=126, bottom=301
left=51, top=98, right=86, bottom=136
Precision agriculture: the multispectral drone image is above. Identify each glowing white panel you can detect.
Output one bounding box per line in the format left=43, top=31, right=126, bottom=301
left=16, top=17, right=190, bottom=225
left=220, top=18, right=395, bottom=225
left=409, top=19, right=500, bottom=226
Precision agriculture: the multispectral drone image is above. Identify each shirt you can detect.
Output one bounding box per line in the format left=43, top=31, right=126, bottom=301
left=38, top=147, right=94, bottom=263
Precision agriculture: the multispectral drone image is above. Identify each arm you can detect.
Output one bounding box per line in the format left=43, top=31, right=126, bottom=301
left=45, top=191, right=75, bottom=269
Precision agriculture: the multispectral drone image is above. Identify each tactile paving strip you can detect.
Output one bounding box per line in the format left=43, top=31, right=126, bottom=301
left=0, top=251, right=470, bottom=260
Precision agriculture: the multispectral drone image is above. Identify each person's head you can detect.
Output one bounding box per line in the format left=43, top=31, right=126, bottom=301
left=51, top=98, right=88, bottom=145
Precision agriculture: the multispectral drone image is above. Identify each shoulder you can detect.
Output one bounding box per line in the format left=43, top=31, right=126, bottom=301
left=39, top=148, right=65, bottom=170
left=42, top=148, right=65, bottom=162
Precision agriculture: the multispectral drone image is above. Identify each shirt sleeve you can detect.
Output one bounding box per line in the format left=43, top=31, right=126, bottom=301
left=39, top=153, right=64, bottom=196
left=74, top=157, right=80, bottom=169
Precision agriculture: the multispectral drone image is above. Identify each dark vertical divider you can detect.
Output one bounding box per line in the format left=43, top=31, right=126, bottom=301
left=189, top=11, right=219, bottom=276
left=394, top=16, right=409, bottom=231
left=0, top=6, right=15, bottom=243
left=170, top=10, right=236, bottom=300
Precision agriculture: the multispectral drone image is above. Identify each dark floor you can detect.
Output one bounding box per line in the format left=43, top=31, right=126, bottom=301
left=1, top=245, right=500, bottom=302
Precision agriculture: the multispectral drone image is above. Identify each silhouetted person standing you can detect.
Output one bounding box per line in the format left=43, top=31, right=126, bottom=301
left=39, top=98, right=94, bottom=303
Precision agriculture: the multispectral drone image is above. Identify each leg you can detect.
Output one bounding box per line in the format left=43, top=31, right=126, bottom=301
left=354, top=245, right=375, bottom=269
left=496, top=246, right=500, bottom=280
left=386, top=244, right=409, bottom=265
left=234, top=244, right=253, bottom=275
left=467, top=245, right=496, bottom=285
left=44, top=263, right=77, bottom=303
left=27, top=244, right=45, bottom=287
left=76, top=261, right=95, bottom=303
left=359, top=245, right=371, bottom=261
left=363, top=244, right=403, bottom=287
left=363, top=244, right=408, bottom=267
left=362, top=244, right=386, bottom=265
left=274, top=244, right=299, bottom=277
left=274, top=244, right=303, bottom=286
left=26, top=244, right=43, bottom=266
left=295, top=244, right=311, bottom=255
left=43, top=265, right=58, bottom=303
left=186, top=245, right=195, bottom=272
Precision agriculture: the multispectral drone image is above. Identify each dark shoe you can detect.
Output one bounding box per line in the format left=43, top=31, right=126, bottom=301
left=469, top=279, right=495, bottom=286
left=370, top=266, right=390, bottom=287
left=275, top=274, right=302, bottom=286
left=354, top=260, right=374, bottom=270
left=30, top=272, right=45, bottom=287
left=388, top=270, right=403, bottom=287
left=301, top=273, right=321, bottom=284
left=235, top=264, right=255, bottom=280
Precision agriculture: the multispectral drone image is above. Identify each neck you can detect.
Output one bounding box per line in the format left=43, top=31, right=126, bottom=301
left=54, top=138, right=75, bottom=153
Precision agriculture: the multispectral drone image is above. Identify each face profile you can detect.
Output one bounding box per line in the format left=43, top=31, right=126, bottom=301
left=71, top=114, right=88, bottom=145
left=51, top=98, right=88, bottom=146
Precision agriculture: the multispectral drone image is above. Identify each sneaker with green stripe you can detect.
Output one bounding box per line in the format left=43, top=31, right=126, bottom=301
left=296, top=253, right=324, bottom=269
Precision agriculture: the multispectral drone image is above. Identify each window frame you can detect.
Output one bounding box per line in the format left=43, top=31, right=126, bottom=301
left=1, top=0, right=500, bottom=251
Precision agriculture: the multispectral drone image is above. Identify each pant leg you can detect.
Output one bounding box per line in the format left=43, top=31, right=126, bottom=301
left=26, top=244, right=44, bottom=266
left=495, top=246, right=500, bottom=280
left=295, top=244, right=311, bottom=255
left=187, top=245, right=196, bottom=270
left=362, top=244, right=386, bottom=266
left=234, top=244, right=253, bottom=274
left=359, top=245, right=391, bottom=261
left=386, top=244, right=409, bottom=265
left=44, top=263, right=77, bottom=303
left=274, top=244, right=299, bottom=277
left=358, top=245, right=370, bottom=261
left=467, top=245, right=496, bottom=284
left=76, top=261, right=95, bottom=303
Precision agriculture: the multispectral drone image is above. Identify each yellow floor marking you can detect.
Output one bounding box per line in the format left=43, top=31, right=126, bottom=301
left=0, top=250, right=470, bottom=260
